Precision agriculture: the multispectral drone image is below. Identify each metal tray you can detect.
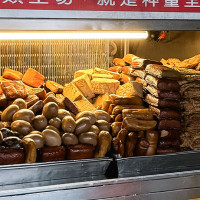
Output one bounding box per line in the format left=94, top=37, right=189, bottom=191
left=0, top=158, right=111, bottom=191
left=1, top=170, right=200, bottom=200
left=116, top=150, right=200, bottom=178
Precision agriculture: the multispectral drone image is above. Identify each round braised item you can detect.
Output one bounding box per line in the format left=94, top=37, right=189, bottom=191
left=62, top=133, right=78, bottom=146
left=32, top=115, right=48, bottom=131
left=29, top=131, right=42, bottom=135
left=0, top=128, right=23, bottom=139
left=2, top=136, right=23, bottom=149
left=1, top=128, right=14, bottom=138
left=49, top=117, right=61, bottom=129
left=24, top=134, right=45, bottom=149
left=57, top=109, right=71, bottom=120
left=62, top=116, right=76, bottom=133
left=1, top=105, right=19, bottom=122
left=78, top=132, right=97, bottom=146
left=95, top=120, right=111, bottom=132
left=42, top=129, right=61, bottom=147
left=13, top=98, right=27, bottom=109
left=94, top=110, right=111, bottom=122
left=74, top=117, right=91, bottom=135
left=9, top=131, right=24, bottom=139
left=42, top=102, right=58, bottom=119
left=13, top=109, right=35, bottom=123
left=29, top=100, right=44, bottom=114
left=89, top=125, right=100, bottom=135
left=46, top=125, right=60, bottom=135
left=11, top=120, right=32, bottom=136
left=76, top=111, right=96, bottom=125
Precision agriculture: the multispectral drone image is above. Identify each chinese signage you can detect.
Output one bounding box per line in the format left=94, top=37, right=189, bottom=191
left=0, top=0, right=200, bottom=12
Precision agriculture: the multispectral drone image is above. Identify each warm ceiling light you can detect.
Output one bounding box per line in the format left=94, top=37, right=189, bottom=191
left=0, top=31, right=148, bottom=40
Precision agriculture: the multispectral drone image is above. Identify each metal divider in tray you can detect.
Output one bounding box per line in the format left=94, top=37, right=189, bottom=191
left=116, top=150, right=200, bottom=178
left=0, top=158, right=112, bottom=191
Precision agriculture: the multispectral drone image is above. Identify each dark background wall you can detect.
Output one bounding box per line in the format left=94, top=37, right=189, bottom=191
left=128, top=31, right=200, bottom=61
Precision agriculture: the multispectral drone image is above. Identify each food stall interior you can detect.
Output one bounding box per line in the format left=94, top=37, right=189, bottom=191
left=0, top=9, right=200, bottom=199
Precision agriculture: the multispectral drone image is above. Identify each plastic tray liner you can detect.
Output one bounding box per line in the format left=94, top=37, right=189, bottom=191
left=116, top=150, right=200, bottom=178
left=0, top=158, right=111, bottom=191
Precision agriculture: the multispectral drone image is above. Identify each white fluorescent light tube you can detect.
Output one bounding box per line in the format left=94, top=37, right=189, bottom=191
left=0, top=31, right=148, bottom=40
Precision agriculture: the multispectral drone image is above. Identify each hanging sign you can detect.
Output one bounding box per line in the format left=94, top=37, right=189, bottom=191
left=0, top=0, right=200, bottom=12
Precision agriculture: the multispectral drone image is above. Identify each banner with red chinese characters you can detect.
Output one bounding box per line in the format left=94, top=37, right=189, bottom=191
left=0, top=0, right=200, bottom=12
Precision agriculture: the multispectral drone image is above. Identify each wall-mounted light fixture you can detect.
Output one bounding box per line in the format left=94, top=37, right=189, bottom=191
left=0, top=31, right=148, bottom=40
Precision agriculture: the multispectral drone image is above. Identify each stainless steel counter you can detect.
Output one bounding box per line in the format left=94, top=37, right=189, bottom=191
left=117, top=150, right=200, bottom=178
left=0, top=158, right=111, bottom=191
left=0, top=170, right=200, bottom=200
left=1, top=151, right=200, bottom=199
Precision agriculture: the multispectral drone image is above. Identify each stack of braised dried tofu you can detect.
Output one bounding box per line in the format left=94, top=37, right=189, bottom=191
left=108, top=54, right=161, bottom=84
left=63, top=68, right=121, bottom=113
left=161, top=55, right=200, bottom=150
left=111, top=54, right=182, bottom=155
left=144, top=64, right=182, bottom=154
left=107, top=55, right=162, bottom=157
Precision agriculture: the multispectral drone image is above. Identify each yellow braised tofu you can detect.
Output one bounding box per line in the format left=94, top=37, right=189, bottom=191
left=74, top=69, right=94, bottom=79
left=63, top=82, right=83, bottom=102
left=116, top=82, right=143, bottom=98
left=91, top=78, right=120, bottom=95
left=72, top=74, right=94, bottom=99
left=93, top=93, right=110, bottom=108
